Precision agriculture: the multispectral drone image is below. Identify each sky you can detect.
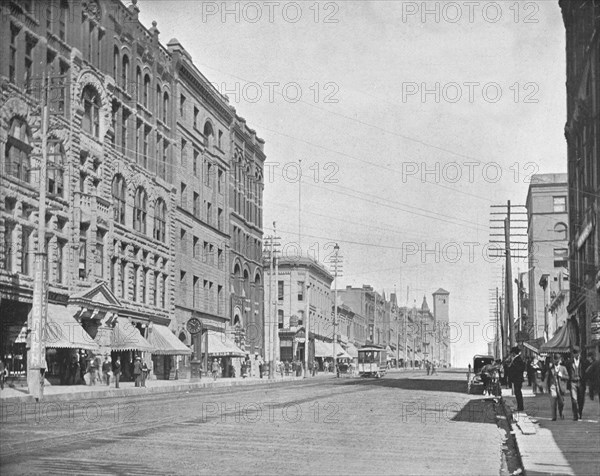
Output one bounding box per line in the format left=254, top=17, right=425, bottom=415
left=139, top=0, right=568, bottom=367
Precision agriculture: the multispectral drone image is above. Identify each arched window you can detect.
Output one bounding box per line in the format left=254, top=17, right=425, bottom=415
left=5, top=117, right=31, bottom=182
left=113, top=46, right=119, bottom=79
left=136, top=66, right=142, bottom=103
left=243, top=269, right=250, bottom=299
left=203, top=121, right=214, bottom=146
left=47, top=139, right=64, bottom=197
left=163, top=92, right=169, bottom=123
left=121, top=54, right=129, bottom=88
left=143, top=74, right=150, bottom=108
left=233, top=263, right=241, bottom=295
left=82, top=85, right=100, bottom=138
left=111, top=174, right=126, bottom=224
left=156, top=84, right=161, bottom=119
left=153, top=198, right=167, bottom=242
left=554, top=222, right=568, bottom=240
left=133, top=186, right=147, bottom=234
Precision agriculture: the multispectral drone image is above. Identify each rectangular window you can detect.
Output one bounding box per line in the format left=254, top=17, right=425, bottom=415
left=161, top=274, right=167, bottom=308
left=193, top=192, right=200, bottom=218
left=203, top=280, right=209, bottom=311
left=180, top=182, right=187, bottom=209
left=217, top=248, right=223, bottom=270
left=121, top=109, right=129, bottom=155
left=553, top=196, right=566, bottom=213
left=203, top=241, right=209, bottom=263
left=193, top=149, right=199, bottom=177
left=95, top=230, right=104, bottom=278
left=193, top=106, right=199, bottom=128
left=130, top=265, right=138, bottom=301
left=78, top=237, right=87, bottom=280
left=278, top=310, right=284, bottom=329
left=140, top=268, right=147, bottom=304
left=218, top=169, right=223, bottom=194
left=181, top=138, right=187, bottom=167
left=153, top=271, right=159, bottom=306
left=9, top=24, right=18, bottom=84
left=206, top=202, right=212, bottom=226
left=217, top=208, right=223, bottom=231
left=218, top=130, right=223, bottom=149
left=120, top=261, right=127, bottom=299
left=180, top=94, right=186, bottom=117
left=135, top=120, right=141, bottom=163
left=3, top=222, right=14, bottom=272
left=205, top=161, right=212, bottom=187
left=553, top=248, right=568, bottom=268
left=143, top=126, right=150, bottom=168
left=24, top=35, right=35, bottom=89
left=209, top=244, right=214, bottom=266
left=297, top=281, right=305, bottom=301
left=278, top=280, right=284, bottom=301
left=193, top=276, right=199, bottom=308
left=217, top=285, right=223, bottom=314
left=180, top=228, right=187, bottom=253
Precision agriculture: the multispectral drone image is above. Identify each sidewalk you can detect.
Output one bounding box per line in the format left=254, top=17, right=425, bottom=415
left=0, top=372, right=335, bottom=404
left=503, top=385, right=600, bottom=476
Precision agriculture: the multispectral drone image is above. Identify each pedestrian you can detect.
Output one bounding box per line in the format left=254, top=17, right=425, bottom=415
left=133, top=356, right=142, bottom=387
left=113, top=356, right=121, bottom=388
left=278, top=361, right=284, bottom=378
left=141, top=361, right=149, bottom=387
left=102, top=355, right=111, bottom=386
left=0, top=360, right=6, bottom=390
left=431, top=361, right=437, bottom=375
left=88, top=358, right=98, bottom=386
left=584, top=353, right=599, bottom=403
left=284, top=361, right=290, bottom=376
left=531, top=357, right=543, bottom=394
left=565, top=346, right=588, bottom=420
left=426, top=361, right=431, bottom=375
left=545, top=354, right=565, bottom=421
left=212, top=358, right=219, bottom=380
left=146, top=358, right=154, bottom=381
left=508, top=346, right=526, bottom=412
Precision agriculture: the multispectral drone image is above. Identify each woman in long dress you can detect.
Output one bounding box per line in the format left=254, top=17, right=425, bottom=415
left=545, top=354, right=566, bottom=421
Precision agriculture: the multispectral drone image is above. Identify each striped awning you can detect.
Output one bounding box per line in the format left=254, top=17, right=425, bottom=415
left=20, top=304, right=100, bottom=351
left=147, top=324, right=192, bottom=355
left=207, top=331, right=246, bottom=357
left=107, top=318, right=154, bottom=352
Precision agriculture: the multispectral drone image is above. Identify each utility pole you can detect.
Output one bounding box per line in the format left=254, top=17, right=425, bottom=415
left=28, top=72, right=49, bottom=400
left=405, top=286, right=409, bottom=369
left=495, top=287, right=501, bottom=360
left=273, top=222, right=280, bottom=377
left=504, top=201, right=515, bottom=349
left=304, top=283, right=311, bottom=378
left=331, top=244, right=342, bottom=377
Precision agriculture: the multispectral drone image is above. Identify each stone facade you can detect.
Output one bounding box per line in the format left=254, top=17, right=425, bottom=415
left=560, top=0, right=600, bottom=355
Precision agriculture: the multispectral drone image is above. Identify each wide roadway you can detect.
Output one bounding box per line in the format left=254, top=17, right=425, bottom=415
left=0, top=369, right=505, bottom=475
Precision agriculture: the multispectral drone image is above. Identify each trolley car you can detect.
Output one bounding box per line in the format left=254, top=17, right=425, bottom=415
left=357, top=345, right=387, bottom=378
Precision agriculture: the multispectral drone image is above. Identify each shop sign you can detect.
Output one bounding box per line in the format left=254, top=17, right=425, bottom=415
left=591, top=312, right=600, bottom=342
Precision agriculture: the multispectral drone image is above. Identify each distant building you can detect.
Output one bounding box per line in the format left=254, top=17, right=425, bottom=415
left=526, top=174, right=569, bottom=341
left=560, top=0, right=600, bottom=355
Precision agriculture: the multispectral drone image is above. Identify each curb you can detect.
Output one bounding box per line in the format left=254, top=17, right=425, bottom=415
left=0, top=375, right=331, bottom=405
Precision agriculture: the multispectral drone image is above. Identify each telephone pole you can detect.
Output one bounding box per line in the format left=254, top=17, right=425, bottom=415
left=330, top=244, right=342, bottom=377
left=28, top=72, right=49, bottom=400
left=264, top=224, right=280, bottom=379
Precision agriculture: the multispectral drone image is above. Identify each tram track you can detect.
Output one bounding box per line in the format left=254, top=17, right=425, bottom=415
left=1, top=378, right=378, bottom=461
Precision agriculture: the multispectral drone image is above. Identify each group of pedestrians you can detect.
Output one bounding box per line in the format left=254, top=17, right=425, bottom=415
left=507, top=345, right=600, bottom=421
left=425, top=361, right=437, bottom=375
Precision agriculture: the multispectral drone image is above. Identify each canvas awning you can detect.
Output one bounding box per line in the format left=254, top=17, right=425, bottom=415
left=207, top=331, right=246, bottom=357
left=147, top=324, right=192, bottom=355
left=540, top=320, right=576, bottom=354
left=337, top=349, right=352, bottom=359
left=346, top=343, right=359, bottom=358
left=21, top=304, right=100, bottom=351
left=314, top=340, right=332, bottom=358
left=108, top=318, right=154, bottom=352
left=523, top=342, right=541, bottom=354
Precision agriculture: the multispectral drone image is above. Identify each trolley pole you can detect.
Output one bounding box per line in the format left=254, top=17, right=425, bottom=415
left=28, top=72, right=49, bottom=400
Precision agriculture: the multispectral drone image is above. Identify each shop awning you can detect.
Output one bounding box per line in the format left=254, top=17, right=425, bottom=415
left=207, top=331, right=246, bottom=357
left=314, top=340, right=332, bottom=358
left=337, top=349, right=352, bottom=359
left=108, top=318, right=154, bottom=352
left=540, top=320, right=576, bottom=354
left=21, top=304, right=100, bottom=351
left=523, top=342, right=540, bottom=354
left=148, top=324, right=192, bottom=355
left=346, top=343, right=359, bottom=358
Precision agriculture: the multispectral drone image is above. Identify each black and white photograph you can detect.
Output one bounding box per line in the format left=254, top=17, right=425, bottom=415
left=0, top=1, right=599, bottom=475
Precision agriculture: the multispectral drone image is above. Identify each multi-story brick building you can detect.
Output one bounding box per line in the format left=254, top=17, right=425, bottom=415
left=229, top=115, right=265, bottom=357
left=560, top=0, right=600, bottom=355
left=526, top=174, right=570, bottom=341
left=0, top=0, right=264, bottom=384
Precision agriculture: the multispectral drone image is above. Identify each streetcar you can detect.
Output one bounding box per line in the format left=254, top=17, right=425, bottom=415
left=357, top=345, right=387, bottom=378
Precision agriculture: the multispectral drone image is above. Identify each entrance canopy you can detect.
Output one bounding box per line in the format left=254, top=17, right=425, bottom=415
left=207, top=331, right=246, bottom=357
left=540, top=320, right=576, bottom=354
left=107, top=318, right=154, bottom=352
left=148, top=324, right=192, bottom=355
left=21, top=304, right=100, bottom=351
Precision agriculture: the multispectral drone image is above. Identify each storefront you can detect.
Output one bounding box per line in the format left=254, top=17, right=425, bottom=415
left=206, top=330, right=246, bottom=378
left=103, top=317, right=154, bottom=381
left=147, top=323, right=192, bottom=379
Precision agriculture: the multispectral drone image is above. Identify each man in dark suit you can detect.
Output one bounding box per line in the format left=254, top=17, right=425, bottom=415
left=508, top=346, right=526, bottom=411
left=565, top=346, right=589, bottom=420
